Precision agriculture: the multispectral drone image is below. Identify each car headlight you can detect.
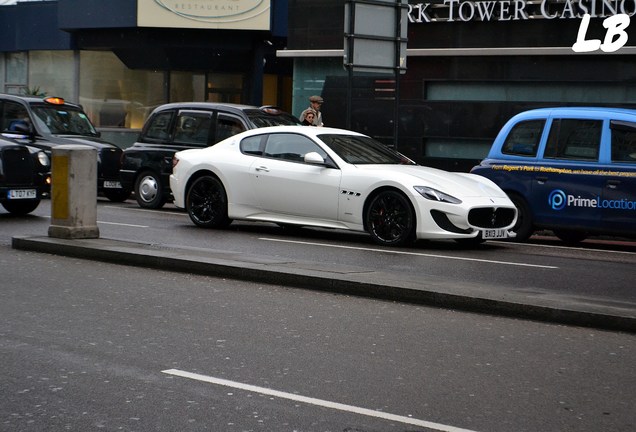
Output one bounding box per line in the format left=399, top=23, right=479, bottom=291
left=37, top=151, right=50, bottom=167
left=414, top=186, right=462, bottom=204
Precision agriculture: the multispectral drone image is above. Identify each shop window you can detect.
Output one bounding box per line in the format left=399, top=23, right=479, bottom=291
left=425, top=138, right=491, bottom=159
left=79, top=51, right=164, bottom=129
left=29, top=51, right=74, bottom=99
left=4, top=52, right=27, bottom=94
left=206, top=73, right=243, bottom=104
left=171, top=72, right=205, bottom=103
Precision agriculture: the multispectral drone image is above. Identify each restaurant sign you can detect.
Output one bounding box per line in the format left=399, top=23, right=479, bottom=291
left=138, top=0, right=271, bottom=30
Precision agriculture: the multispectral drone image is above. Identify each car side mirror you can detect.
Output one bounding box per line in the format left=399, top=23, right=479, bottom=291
left=304, top=151, right=325, bottom=165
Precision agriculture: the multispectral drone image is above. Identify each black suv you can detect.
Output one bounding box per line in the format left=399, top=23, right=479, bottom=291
left=0, top=135, right=50, bottom=215
left=120, top=103, right=299, bottom=209
left=0, top=94, right=129, bottom=202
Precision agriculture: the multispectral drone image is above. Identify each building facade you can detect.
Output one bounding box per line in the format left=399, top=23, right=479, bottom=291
left=283, top=0, right=636, bottom=171
left=0, top=0, right=292, bottom=131
left=3, top=0, right=636, bottom=170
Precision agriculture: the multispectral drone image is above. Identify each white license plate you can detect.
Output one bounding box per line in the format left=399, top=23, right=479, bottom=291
left=8, top=189, right=37, bottom=199
left=481, top=228, right=509, bottom=239
left=103, top=181, right=122, bottom=189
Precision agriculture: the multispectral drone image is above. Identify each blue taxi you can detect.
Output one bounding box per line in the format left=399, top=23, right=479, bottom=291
left=471, top=107, right=636, bottom=243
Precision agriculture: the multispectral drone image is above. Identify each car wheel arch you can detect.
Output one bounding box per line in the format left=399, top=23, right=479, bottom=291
left=362, top=186, right=417, bottom=232
left=505, top=190, right=535, bottom=241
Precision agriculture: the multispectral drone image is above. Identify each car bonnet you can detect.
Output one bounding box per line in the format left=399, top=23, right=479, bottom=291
left=357, top=165, right=508, bottom=198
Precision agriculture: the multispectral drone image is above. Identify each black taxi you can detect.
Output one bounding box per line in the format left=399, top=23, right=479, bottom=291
left=0, top=94, right=129, bottom=202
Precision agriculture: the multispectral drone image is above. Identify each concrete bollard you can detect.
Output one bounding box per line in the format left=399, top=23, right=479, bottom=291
left=48, top=145, right=100, bottom=239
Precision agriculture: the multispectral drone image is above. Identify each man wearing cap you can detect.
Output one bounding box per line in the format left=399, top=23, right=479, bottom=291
left=299, top=95, right=324, bottom=127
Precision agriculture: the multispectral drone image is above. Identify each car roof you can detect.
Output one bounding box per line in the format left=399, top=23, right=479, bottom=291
left=0, top=93, right=82, bottom=109
left=234, top=125, right=366, bottom=137
left=514, top=106, right=636, bottom=119
left=152, top=102, right=267, bottom=113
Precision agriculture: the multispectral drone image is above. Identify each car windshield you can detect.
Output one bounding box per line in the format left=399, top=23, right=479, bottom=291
left=319, top=134, right=416, bottom=165
left=244, top=109, right=300, bottom=128
left=31, top=104, right=99, bottom=136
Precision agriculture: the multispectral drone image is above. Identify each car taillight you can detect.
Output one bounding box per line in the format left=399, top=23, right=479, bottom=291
left=172, top=156, right=179, bottom=169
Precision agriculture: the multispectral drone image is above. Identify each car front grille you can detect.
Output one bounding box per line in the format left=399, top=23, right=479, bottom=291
left=468, top=207, right=516, bottom=229
left=1, top=147, right=33, bottom=185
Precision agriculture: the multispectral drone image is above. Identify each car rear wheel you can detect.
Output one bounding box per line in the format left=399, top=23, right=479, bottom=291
left=508, top=193, right=534, bottom=242
left=135, top=171, right=166, bottom=209
left=365, top=190, right=415, bottom=246
left=2, top=199, right=40, bottom=215
left=186, top=175, right=232, bottom=228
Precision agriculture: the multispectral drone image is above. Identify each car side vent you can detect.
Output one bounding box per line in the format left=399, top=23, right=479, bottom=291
left=430, top=210, right=472, bottom=234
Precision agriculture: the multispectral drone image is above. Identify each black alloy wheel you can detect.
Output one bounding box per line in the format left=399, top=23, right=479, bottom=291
left=186, top=175, right=231, bottom=228
left=134, top=171, right=166, bottom=209
left=365, top=190, right=415, bottom=246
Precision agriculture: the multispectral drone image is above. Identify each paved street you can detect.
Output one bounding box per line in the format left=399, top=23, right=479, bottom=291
left=1, top=243, right=635, bottom=432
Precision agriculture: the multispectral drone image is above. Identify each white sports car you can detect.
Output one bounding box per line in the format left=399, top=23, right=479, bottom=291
left=170, top=126, right=517, bottom=246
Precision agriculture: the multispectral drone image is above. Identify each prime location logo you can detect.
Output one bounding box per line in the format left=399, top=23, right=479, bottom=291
left=548, top=189, right=636, bottom=211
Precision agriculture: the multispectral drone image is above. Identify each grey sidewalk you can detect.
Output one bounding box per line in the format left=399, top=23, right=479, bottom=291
left=12, top=235, right=636, bottom=334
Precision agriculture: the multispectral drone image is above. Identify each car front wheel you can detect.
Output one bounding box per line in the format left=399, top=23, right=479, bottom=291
left=186, top=175, right=231, bottom=228
left=365, top=190, right=415, bottom=246
left=135, top=171, right=166, bottom=209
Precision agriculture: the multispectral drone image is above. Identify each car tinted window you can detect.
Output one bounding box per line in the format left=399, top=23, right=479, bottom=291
left=240, top=135, right=263, bottom=156
left=544, top=118, right=601, bottom=161
left=264, top=133, right=328, bottom=163
left=31, top=104, right=98, bottom=136
left=144, top=111, right=174, bottom=141
left=244, top=109, right=299, bottom=127
left=174, top=112, right=212, bottom=145
left=1, top=102, right=30, bottom=133
left=501, top=119, right=544, bottom=156
left=610, top=120, right=636, bottom=163
left=320, top=134, right=414, bottom=165
left=215, top=114, right=246, bottom=142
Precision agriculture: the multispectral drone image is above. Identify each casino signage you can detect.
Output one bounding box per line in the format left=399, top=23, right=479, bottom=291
left=408, top=0, right=636, bottom=23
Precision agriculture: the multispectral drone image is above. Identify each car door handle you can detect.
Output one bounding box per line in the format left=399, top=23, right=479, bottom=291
left=255, top=166, right=269, bottom=172
left=606, top=179, right=621, bottom=189
left=536, top=176, right=548, bottom=184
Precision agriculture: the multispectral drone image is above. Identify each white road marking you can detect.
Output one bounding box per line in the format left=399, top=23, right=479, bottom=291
left=41, top=215, right=148, bottom=228
left=492, top=239, right=636, bottom=256
left=104, top=205, right=187, bottom=216
left=162, top=369, right=479, bottom=432
left=98, top=221, right=149, bottom=228
left=259, top=238, right=558, bottom=269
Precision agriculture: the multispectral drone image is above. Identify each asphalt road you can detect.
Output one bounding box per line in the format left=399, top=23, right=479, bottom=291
left=1, top=198, right=636, bottom=431
left=1, top=235, right=635, bottom=432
